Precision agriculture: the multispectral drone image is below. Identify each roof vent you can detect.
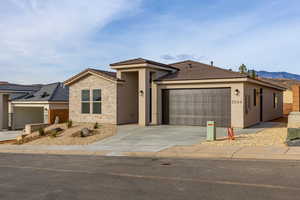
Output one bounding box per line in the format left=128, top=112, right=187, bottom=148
left=188, top=63, right=192, bottom=68
left=210, top=61, right=214, bottom=67
left=41, top=92, right=50, bottom=98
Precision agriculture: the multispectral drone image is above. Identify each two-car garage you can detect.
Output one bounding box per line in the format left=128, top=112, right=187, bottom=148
left=162, top=88, right=231, bottom=127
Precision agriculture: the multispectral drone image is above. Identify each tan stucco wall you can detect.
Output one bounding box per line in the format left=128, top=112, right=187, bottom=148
left=243, top=83, right=283, bottom=127
left=284, top=90, right=293, bottom=104
left=69, top=74, right=117, bottom=124
left=261, top=86, right=283, bottom=121
left=243, top=83, right=260, bottom=127
left=117, top=72, right=139, bottom=124
left=116, top=67, right=170, bottom=126
left=154, top=82, right=245, bottom=128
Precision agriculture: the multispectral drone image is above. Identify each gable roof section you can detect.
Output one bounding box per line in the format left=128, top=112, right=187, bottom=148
left=156, top=60, right=286, bottom=90
left=12, top=82, right=69, bottom=102
left=157, top=60, right=248, bottom=81
left=0, top=83, right=41, bottom=92
left=64, top=68, right=121, bottom=86
left=110, top=58, right=178, bottom=70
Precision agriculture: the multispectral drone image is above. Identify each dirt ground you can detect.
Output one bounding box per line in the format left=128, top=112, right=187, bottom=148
left=25, top=123, right=116, bottom=145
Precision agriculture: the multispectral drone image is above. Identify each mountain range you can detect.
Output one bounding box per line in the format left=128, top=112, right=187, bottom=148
left=256, top=71, right=300, bottom=81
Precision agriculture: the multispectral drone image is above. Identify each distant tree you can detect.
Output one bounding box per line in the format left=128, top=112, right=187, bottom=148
left=249, top=70, right=257, bottom=79
left=239, top=64, right=248, bottom=74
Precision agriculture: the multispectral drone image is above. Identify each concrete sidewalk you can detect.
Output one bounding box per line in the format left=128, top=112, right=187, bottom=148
left=0, top=144, right=300, bottom=160
left=127, top=145, right=300, bottom=160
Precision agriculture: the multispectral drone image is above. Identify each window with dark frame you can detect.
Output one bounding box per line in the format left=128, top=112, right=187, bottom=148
left=273, top=93, right=278, bottom=109
left=81, top=90, right=90, bottom=114
left=93, top=89, right=102, bottom=114
left=253, top=89, right=257, bottom=106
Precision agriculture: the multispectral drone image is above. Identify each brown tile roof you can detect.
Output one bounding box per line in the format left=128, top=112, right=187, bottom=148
left=110, top=58, right=178, bottom=70
left=64, top=68, right=121, bottom=85
left=157, top=60, right=248, bottom=81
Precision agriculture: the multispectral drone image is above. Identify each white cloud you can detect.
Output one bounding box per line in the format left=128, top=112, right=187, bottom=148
left=115, top=0, right=300, bottom=73
left=0, top=0, right=141, bottom=83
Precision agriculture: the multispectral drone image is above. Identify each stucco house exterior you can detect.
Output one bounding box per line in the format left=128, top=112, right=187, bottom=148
left=65, top=58, right=286, bottom=128
left=0, top=82, right=69, bottom=130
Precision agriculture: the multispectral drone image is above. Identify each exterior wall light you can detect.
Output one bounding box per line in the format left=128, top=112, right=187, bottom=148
left=234, top=89, right=240, bottom=96
left=139, top=90, right=144, bottom=96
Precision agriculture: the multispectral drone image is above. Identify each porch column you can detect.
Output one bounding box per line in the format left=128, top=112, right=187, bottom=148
left=0, top=94, right=8, bottom=130
left=138, top=68, right=150, bottom=126
left=44, top=105, right=50, bottom=124
left=8, top=102, right=14, bottom=129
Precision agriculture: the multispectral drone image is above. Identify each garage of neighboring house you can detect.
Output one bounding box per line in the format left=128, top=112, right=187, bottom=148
left=13, top=107, right=44, bottom=129
left=162, top=88, right=231, bottom=127
left=9, top=82, right=69, bottom=130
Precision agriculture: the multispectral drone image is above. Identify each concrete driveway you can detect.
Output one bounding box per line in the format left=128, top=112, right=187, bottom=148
left=0, top=130, right=22, bottom=141
left=90, top=123, right=278, bottom=154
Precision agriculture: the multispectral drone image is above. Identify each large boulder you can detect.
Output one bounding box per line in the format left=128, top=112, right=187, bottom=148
left=286, top=128, right=300, bottom=146
left=80, top=128, right=92, bottom=137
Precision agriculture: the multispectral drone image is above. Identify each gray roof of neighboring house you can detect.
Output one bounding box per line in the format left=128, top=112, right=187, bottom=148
left=0, top=83, right=42, bottom=92
left=12, top=82, right=69, bottom=102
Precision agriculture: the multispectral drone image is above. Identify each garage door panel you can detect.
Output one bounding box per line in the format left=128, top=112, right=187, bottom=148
left=13, top=107, right=44, bottom=129
left=162, top=88, right=231, bottom=127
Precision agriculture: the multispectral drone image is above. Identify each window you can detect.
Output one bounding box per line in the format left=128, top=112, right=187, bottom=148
left=81, top=90, right=90, bottom=114
left=273, top=93, right=278, bottom=109
left=253, top=89, right=257, bottom=106
left=93, top=89, right=101, bottom=114
left=81, top=89, right=102, bottom=114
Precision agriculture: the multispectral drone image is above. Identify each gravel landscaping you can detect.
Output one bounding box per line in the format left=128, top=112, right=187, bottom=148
left=202, top=123, right=287, bottom=147
left=24, top=123, right=116, bottom=145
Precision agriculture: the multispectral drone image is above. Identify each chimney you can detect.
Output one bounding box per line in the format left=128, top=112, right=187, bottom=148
left=210, top=61, right=214, bottom=67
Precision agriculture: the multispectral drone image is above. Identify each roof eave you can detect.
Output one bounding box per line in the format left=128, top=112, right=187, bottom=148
left=64, top=69, right=121, bottom=86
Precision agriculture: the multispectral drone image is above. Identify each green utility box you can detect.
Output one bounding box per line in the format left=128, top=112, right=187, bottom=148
left=207, top=121, right=216, bottom=141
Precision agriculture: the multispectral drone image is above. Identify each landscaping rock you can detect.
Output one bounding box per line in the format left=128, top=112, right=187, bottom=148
left=286, top=139, right=300, bottom=146
left=54, top=116, right=60, bottom=124
left=287, top=128, right=300, bottom=141
left=80, top=128, right=92, bottom=137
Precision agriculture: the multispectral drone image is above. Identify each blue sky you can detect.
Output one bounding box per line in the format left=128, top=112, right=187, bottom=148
left=0, top=0, right=300, bottom=84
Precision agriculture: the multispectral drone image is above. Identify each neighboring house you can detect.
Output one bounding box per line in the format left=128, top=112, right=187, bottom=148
left=0, top=83, right=41, bottom=130
left=65, top=58, right=286, bottom=128
left=261, top=78, right=300, bottom=115
left=0, top=82, right=69, bottom=130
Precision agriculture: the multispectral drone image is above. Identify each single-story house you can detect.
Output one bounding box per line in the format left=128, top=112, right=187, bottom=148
left=0, top=82, right=69, bottom=130
left=65, top=58, right=286, bottom=128
left=260, top=78, right=300, bottom=115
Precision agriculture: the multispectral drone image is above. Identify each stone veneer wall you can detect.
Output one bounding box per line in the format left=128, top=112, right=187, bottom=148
left=69, top=74, right=117, bottom=124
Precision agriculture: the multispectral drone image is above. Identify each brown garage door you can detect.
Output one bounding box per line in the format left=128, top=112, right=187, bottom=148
left=162, top=88, right=231, bottom=127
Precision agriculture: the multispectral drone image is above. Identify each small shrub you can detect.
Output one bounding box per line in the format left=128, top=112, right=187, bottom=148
left=38, top=128, right=45, bottom=136
left=67, top=120, right=73, bottom=128
left=49, top=128, right=63, bottom=138
left=94, top=122, right=99, bottom=129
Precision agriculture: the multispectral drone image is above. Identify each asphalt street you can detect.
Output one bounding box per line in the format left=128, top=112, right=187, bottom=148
left=0, top=153, right=300, bottom=200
